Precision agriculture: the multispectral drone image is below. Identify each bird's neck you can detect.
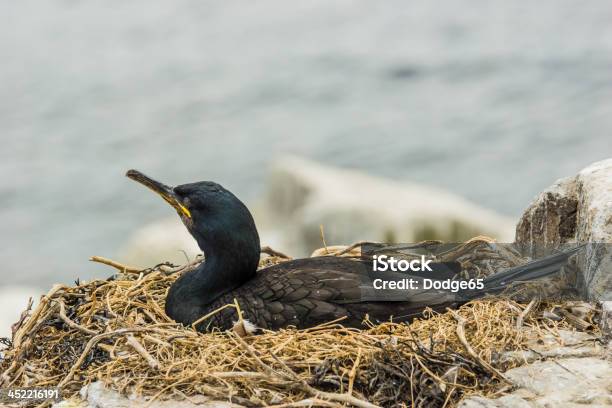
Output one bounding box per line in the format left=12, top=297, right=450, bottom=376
left=165, top=238, right=260, bottom=325
left=194, top=246, right=259, bottom=299
left=165, top=210, right=261, bottom=324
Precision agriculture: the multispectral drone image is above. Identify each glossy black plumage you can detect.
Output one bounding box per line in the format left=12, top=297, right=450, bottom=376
left=173, top=256, right=462, bottom=331
left=125, top=170, right=578, bottom=331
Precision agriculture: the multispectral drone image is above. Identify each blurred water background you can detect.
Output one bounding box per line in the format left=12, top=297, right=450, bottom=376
left=1, top=0, right=612, bottom=293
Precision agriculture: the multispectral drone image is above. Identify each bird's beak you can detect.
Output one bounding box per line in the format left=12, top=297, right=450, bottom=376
left=126, top=169, right=191, bottom=219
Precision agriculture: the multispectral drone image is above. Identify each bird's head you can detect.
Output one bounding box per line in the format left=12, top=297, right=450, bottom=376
left=126, top=169, right=260, bottom=262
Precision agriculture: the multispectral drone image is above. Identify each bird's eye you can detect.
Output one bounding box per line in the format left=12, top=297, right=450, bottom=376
left=182, top=196, right=191, bottom=207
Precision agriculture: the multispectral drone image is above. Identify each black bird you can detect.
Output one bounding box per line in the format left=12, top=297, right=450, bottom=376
left=126, top=170, right=578, bottom=331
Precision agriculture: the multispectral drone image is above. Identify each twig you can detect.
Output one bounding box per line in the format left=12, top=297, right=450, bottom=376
left=311, top=241, right=378, bottom=258
left=261, top=246, right=291, bottom=259
left=11, top=297, right=33, bottom=340
left=142, top=334, right=171, bottom=348
left=126, top=334, right=160, bottom=370
left=191, top=303, right=236, bottom=329
left=89, top=256, right=141, bottom=273
left=303, top=316, right=348, bottom=332
left=209, top=371, right=273, bottom=379
left=178, top=249, right=190, bottom=263
left=319, top=224, right=329, bottom=254
left=230, top=332, right=281, bottom=378
left=158, top=255, right=204, bottom=274
left=56, top=300, right=98, bottom=335
left=334, top=241, right=378, bottom=256
left=269, top=398, right=341, bottom=407
left=233, top=298, right=246, bottom=336
left=347, top=347, right=362, bottom=396
left=448, top=309, right=510, bottom=384
left=516, top=298, right=537, bottom=329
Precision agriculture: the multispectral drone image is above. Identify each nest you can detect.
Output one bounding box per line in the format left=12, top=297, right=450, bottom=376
left=0, top=239, right=602, bottom=407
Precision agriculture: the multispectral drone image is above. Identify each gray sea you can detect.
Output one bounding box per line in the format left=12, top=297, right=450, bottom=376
left=1, top=0, right=611, bottom=289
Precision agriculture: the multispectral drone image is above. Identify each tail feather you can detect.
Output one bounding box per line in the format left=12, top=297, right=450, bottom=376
left=464, top=246, right=582, bottom=300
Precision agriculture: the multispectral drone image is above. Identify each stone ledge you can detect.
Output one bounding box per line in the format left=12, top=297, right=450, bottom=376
left=460, top=357, right=612, bottom=408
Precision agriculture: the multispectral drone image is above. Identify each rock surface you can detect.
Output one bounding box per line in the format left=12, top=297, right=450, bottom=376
left=603, top=301, right=612, bottom=340
left=499, top=329, right=604, bottom=364
left=52, top=382, right=236, bottom=408
left=516, top=158, right=612, bottom=301
left=460, top=357, right=612, bottom=408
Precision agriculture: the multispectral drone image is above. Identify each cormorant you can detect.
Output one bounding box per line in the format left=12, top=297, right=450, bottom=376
left=126, top=170, right=577, bottom=331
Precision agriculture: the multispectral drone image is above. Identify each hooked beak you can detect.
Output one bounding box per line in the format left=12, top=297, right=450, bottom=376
left=126, top=169, right=191, bottom=219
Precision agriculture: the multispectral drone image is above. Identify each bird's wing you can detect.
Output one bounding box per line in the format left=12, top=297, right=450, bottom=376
left=230, top=258, right=363, bottom=328
left=228, top=257, right=456, bottom=329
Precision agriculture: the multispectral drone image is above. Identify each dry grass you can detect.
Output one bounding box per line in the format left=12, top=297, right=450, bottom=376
left=0, top=240, right=601, bottom=407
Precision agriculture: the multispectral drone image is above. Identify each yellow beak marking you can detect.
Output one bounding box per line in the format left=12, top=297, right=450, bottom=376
left=178, top=204, right=192, bottom=219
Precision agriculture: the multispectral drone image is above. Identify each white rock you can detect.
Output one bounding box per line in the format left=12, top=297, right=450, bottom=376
left=52, top=382, right=237, bottom=408
left=264, top=156, right=515, bottom=255
left=507, top=358, right=612, bottom=406
left=516, top=158, right=612, bottom=301
left=500, top=329, right=603, bottom=365
left=460, top=395, right=533, bottom=408
left=460, top=357, right=612, bottom=408
left=119, top=218, right=201, bottom=269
